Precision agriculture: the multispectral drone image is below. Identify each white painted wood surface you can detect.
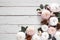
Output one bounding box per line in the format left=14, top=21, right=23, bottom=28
left=0, top=34, right=17, bottom=40
left=0, top=0, right=60, bottom=6
left=0, top=0, right=59, bottom=40
left=0, top=16, right=41, bottom=24
left=0, top=25, right=18, bottom=34
left=0, top=7, right=38, bottom=15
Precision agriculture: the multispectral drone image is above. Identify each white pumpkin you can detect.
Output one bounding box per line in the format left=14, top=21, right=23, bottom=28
left=55, top=31, right=60, bottom=40
left=49, top=3, right=60, bottom=12
left=41, top=25, right=48, bottom=32
left=49, top=17, right=58, bottom=26
left=41, top=32, right=49, bottom=40
left=32, top=34, right=41, bottom=40
left=16, top=32, right=26, bottom=40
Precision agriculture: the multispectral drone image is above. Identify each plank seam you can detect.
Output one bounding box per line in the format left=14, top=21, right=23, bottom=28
left=0, top=15, right=41, bottom=16
left=0, top=6, right=39, bottom=7
left=0, top=24, right=40, bottom=25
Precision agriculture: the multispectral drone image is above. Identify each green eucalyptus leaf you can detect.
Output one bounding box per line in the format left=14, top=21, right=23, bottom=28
left=36, top=8, right=41, bottom=11
left=40, top=4, right=44, bottom=9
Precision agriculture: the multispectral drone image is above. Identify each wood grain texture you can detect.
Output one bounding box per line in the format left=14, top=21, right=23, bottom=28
left=0, top=25, right=18, bottom=34
left=0, top=34, right=17, bottom=40
left=0, top=16, right=41, bottom=24
left=0, top=7, right=38, bottom=15
left=0, top=0, right=60, bottom=6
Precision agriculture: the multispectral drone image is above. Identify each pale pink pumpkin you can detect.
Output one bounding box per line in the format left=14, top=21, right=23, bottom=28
left=26, top=27, right=35, bottom=36
left=48, top=27, right=56, bottom=35
left=41, top=9, right=51, bottom=19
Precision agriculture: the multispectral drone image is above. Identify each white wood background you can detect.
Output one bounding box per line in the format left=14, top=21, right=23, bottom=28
left=0, top=0, right=60, bottom=40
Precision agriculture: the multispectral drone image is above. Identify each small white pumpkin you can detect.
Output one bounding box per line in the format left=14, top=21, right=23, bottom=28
left=55, top=31, right=60, bottom=40
left=49, top=3, right=60, bottom=12
left=41, top=32, right=49, bottom=40
left=32, top=34, right=41, bottom=40
left=41, top=25, right=48, bottom=32
left=49, top=17, right=58, bottom=26
left=16, top=32, right=26, bottom=40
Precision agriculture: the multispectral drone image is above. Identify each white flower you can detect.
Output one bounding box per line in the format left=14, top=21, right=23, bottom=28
left=54, top=31, right=60, bottom=40
left=41, top=25, right=48, bottom=32
left=49, top=3, right=60, bottom=12
left=32, top=34, right=41, bottom=40
left=41, top=32, right=49, bottom=40
left=16, top=32, right=26, bottom=40
left=49, top=17, right=58, bottom=26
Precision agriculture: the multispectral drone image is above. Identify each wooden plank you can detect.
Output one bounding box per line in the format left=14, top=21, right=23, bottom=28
left=0, top=16, right=41, bottom=24
left=0, top=0, right=60, bottom=6
left=0, top=34, right=17, bottom=40
left=0, top=7, right=38, bottom=15
left=0, top=25, right=18, bottom=34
